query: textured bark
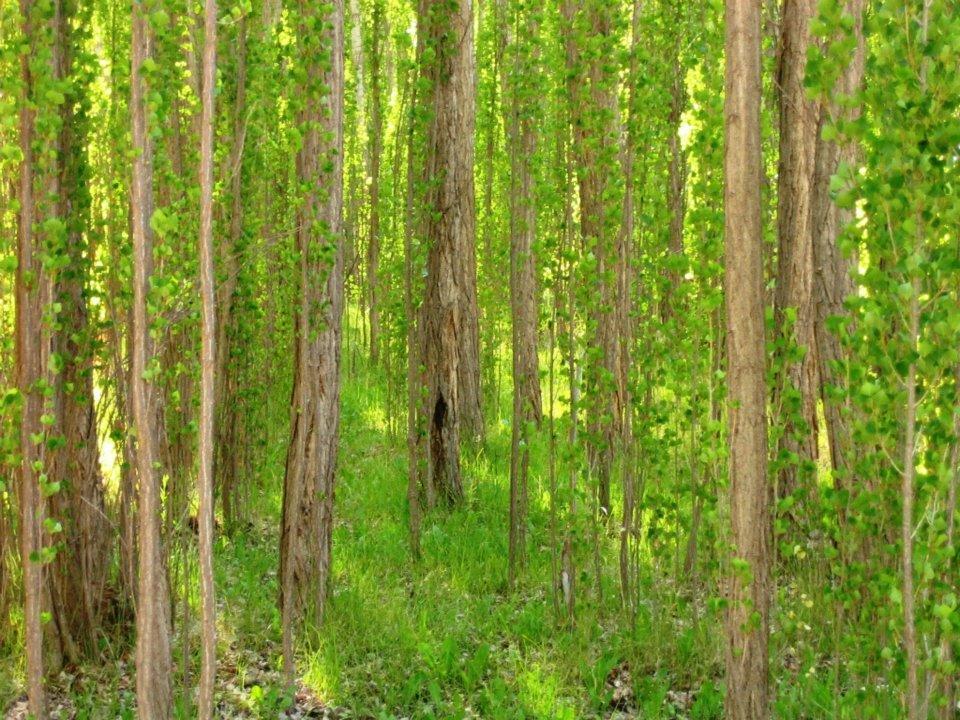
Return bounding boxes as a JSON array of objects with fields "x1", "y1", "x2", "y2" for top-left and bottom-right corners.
[
  {"x1": 774, "y1": 0, "x2": 819, "y2": 502},
  {"x1": 216, "y1": 16, "x2": 247, "y2": 531},
  {"x1": 723, "y1": 0, "x2": 770, "y2": 717},
  {"x1": 811, "y1": 0, "x2": 864, "y2": 483},
  {"x1": 131, "y1": 0, "x2": 173, "y2": 713},
  {"x1": 17, "y1": 2, "x2": 53, "y2": 712},
  {"x1": 114, "y1": 307, "x2": 138, "y2": 610},
  {"x1": 279, "y1": 0, "x2": 344, "y2": 684},
  {"x1": 34, "y1": 0, "x2": 111, "y2": 667},
  {"x1": 419, "y1": 0, "x2": 482, "y2": 502},
  {"x1": 506, "y1": 1, "x2": 541, "y2": 589},
  {"x1": 197, "y1": 0, "x2": 218, "y2": 713}
]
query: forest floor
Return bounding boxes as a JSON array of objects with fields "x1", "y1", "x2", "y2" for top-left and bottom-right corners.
[{"x1": 2, "y1": 363, "x2": 729, "y2": 719}]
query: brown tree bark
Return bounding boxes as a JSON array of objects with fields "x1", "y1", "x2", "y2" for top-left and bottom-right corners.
[
  {"x1": 17, "y1": 2, "x2": 54, "y2": 713},
  {"x1": 419, "y1": 0, "x2": 483, "y2": 502},
  {"x1": 619, "y1": 0, "x2": 641, "y2": 607},
  {"x1": 811, "y1": 0, "x2": 864, "y2": 483},
  {"x1": 403, "y1": 61, "x2": 424, "y2": 557},
  {"x1": 367, "y1": 0, "x2": 384, "y2": 365},
  {"x1": 0, "y1": 487, "x2": 9, "y2": 642},
  {"x1": 661, "y1": 3, "x2": 687, "y2": 321},
  {"x1": 197, "y1": 0, "x2": 218, "y2": 713},
  {"x1": 279, "y1": 0, "x2": 344, "y2": 686},
  {"x1": 131, "y1": 0, "x2": 173, "y2": 713},
  {"x1": 506, "y1": 0, "x2": 542, "y2": 590},
  {"x1": 901, "y1": 277, "x2": 920, "y2": 720},
  {"x1": 215, "y1": 15, "x2": 247, "y2": 532},
  {"x1": 561, "y1": 0, "x2": 624, "y2": 516},
  {"x1": 774, "y1": 0, "x2": 819, "y2": 503},
  {"x1": 40, "y1": 0, "x2": 111, "y2": 667},
  {"x1": 723, "y1": 0, "x2": 771, "y2": 717}
]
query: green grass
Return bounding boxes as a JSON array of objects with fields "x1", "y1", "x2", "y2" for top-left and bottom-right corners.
[
  {"x1": 291, "y1": 362, "x2": 725, "y2": 719},
  {"x1": 3, "y1": 355, "x2": 898, "y2": 718}
]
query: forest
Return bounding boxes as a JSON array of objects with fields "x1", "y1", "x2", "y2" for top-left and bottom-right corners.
[{"x1": 1, "y1": 0, "x2": 959, "y2": 717}]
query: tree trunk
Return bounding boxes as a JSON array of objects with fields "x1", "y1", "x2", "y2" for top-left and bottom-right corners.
[
  {"x1": 506, "y1": 0, "x2": 542, "y2": 590},
  {"x1": 901, "y1": 278, "x2": 920, "y2": 720},
  {"x1": 17, "y1": 2, "x2": 55, "y2": 712},
  {"x1": 131, "y1": 0, "x2": 173, "y2": 713},
  {"x1": 403, "y1": 61, "x2": 423, "y2": 557},
  {"x1": 43, "y1": 0, "x2": 110, "y2": 666},
  {"x1": 662, "y1": 5, "x2": 687, "y2": 321},
  {"x1": 419, "y1": 0, "x2": 483, "y2": 502},
  {"x1": 216, "y1": 15, "x2": 247, "y2": 531},
  {"x1": 367, "y1": 0, "x2": 384, "y2": 365},
  {"x1": 561, "y1": 0, "x2": 624, "y2": 516},
  {"x1": 723, "y1": 0, "x2": 771, "y2": 717},
  {"x1": 774, "y1": 0, "x2": 819, "y2": 504},
  {"x1": 279, "y1": 0, "x2": 344, "y2": 686},
  {"x1": 197, "y1": 0, "x2": 218, "y2": 712},
  {"x1": 811, "y1": 0, "x2": 864, "y2": 484}
]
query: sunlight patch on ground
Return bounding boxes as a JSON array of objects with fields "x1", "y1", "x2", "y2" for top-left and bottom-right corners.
[{"x1": 517, "y1": 661, "x2": 574, "y2": 719}]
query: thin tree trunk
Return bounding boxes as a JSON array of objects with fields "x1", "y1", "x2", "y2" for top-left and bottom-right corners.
[
  {"x1": 131, "y1": 0, "x2": 173, "y2": 712},
  {"x1": 367, "y1": 0, "x2": 384, "y2": 365},
  {"x1": 619, "y1": 0, "x2": 641, "y2": 608},
  {"x1": 402, "y1": 53, "x2": 423, "y2": 558},
  {"x1": 507, "y1": 0, "x2": 542, "y2": 590},
  {"x1": 561, "y1": 0, "x2": 623, "y2": 516},
  {"x1": 560, "y1": 133, "x2": 578, "y2": 622},
  {"x1": 216, "y1": 15, "x2": 247, "y2": 532},
  {"x1": 17, "y1": 1, "x2": 53, "y2": 712},
  {"x1": 662, "y1": 3, "x2": 687, "y2": 321},
  {"x1": 901, "y1": 277, "x2": 920, "y2": 720},
  {"x1": 279, "y1": 0, "x2": 344, "y2": 687},
  {"x1": 941, "y1": 362, "x2": 960, "y2": 719},
  {"x1": 197, "y1": 0, "x2": 218, "y2": 712},
  {"x1": 902, "y1": 6, "x2": 931, "y2": 715},
  {"x1": 723, "y1": 0, "x2": 770, "y2": 716}
]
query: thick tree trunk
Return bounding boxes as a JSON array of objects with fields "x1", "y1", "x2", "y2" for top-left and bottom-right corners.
[
  {"x1": 774, "y1": 0, "x2": 819, "y2": 503},
  {"x1": 507, "y1": 1, "x2": 542, "y2": 589},
  {"x1": 131, "y1": 0, "x2": 173, "y2": 714},
  {"x1": 197, "y1": 0, "x2": 218, "y2": 713},
  {"x1": 279, "y1": 0, "x2": 344, "y2": 685},
  {"x1": 42, "y1": 0, "x2": 110, "y2": 666},
  {"x1": 419, "y1": 0, "x2": 483, "y2": 502},
  {"x1": 811, "y1": 0, "x2": 864, "y2": 483},
  {"x1": 723, "y1": 0, "x2": 771, "y2": 717}
]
